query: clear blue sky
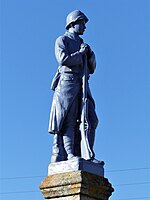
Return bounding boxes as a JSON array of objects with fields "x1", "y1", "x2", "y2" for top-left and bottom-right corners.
[{"x1": 0, "y1": 0, "x2": 149, "y2": 199}]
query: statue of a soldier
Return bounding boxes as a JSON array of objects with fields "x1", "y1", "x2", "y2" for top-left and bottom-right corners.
[{"x1": 48, "y1": 10, "x2": 102, "y2": 164}]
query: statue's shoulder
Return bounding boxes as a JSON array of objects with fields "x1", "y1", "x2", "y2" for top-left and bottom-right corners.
[{"x1": 56, "y1": 33, "x2": 70, "y2": 44}]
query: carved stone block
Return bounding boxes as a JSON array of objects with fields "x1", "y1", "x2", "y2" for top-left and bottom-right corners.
[{"x1": 40, "y1": 171, "x2": 114, "y2": 200}]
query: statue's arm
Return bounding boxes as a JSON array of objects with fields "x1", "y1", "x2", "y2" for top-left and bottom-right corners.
[
  {"x1": 88, "y1": 51, "x2": 96, "y2": 74},
  {"x1": 55, "y1": 36, "x2": 83, "y2": 66}
]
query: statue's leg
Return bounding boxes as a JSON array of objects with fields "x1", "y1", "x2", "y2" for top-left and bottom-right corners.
[
  {"x1": 88, "y1": 100, "x2": 98, "y2": 158},
  {"x1": 74, "y1": 126, "x2": 81, "y2": 157},
  {"x1": 51, "y1": 134, "x2": 67, "y2": 162},
  {"x1": 88, "y1": 100, "x2": 104, "y2": 164},
  {"x1": 62, "y1": 97, "x2": 79, "y2": 160}
]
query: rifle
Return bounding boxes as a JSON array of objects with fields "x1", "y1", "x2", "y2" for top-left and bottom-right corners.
[{"x1": 80, "y1": 54, "x2": 94, "y2": 160}]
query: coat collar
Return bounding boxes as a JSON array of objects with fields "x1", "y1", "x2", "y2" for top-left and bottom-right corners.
[{"x1": 65, "y1": 31, "x2": 81, "y2": 40}]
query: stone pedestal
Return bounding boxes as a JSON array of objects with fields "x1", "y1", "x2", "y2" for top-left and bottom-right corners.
[{"x1": 40, "y1": 170, "x2": 114, "y2": 200}]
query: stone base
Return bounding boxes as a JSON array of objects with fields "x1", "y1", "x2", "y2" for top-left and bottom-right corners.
[
  {"x1": 48, "y1": 158, "x2": 104, "y2": 177},
  {"x1": 40, "y1": 171, "x2": 114, "y2": 200}
]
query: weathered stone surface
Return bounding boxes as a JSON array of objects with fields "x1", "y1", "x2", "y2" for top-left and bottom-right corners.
[
  {"x1": 40, "y1": 171, "x2": 114, "y2": 200},
  {"x1": 48, "y1": 158, "x2": 104, "y2": 177}
]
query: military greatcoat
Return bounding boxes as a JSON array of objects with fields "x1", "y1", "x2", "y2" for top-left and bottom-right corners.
[{"x1": 48, "y1": 31, "x2": 96, "y2": 134}]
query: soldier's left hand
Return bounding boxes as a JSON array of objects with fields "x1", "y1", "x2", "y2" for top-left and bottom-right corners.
[{"x1": 84, "y1": 120, "x2": 91, "y2": 131}]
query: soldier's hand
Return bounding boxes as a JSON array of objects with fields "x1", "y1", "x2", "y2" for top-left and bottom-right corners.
[
  {"x1": 79, "y1": 43, "x2": 89, "y2": 55},
  {"x1": 84, "y1": 120, "x2": 91, "y2": 131}
]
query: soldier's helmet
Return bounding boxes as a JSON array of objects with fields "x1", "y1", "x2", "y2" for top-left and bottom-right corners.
[{"x1": 66, "y1": 10, "x2": 88, "y2": 30}]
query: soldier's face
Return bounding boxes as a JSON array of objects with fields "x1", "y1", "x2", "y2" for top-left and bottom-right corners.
[{"x1": 73, "y1": 20, "x2": 86, "y2": 35}]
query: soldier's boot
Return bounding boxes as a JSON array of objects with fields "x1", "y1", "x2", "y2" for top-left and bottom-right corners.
[
  {"x1": 63, "y1": 134, "x2": 75, "y2": 160},
  {"x1": 51, "y1": 134, "x2": 67, "y2": 163}
]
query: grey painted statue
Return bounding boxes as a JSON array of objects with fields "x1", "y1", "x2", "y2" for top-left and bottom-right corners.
[{"x1": 48, "y1": 10, "x2": 103, "y2": 164}]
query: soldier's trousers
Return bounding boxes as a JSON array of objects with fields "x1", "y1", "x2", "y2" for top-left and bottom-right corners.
[{"x1": 50, "y1": 94, "x2": 98, "y2": 163}]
